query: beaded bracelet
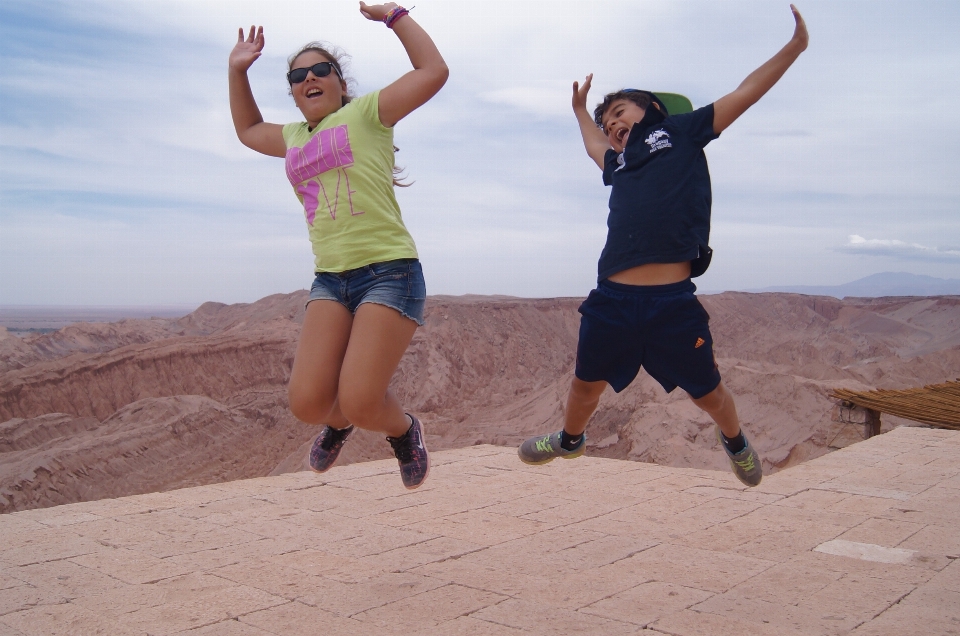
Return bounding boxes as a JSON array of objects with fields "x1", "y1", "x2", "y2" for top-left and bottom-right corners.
[{"x1": 383, "y1": 5, "x2": 411, "y2": 29}]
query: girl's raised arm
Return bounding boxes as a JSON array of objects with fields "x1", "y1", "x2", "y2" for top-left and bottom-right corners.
[
  {"x1": 228, "y1": 26, "x2": 287, "y2": 158},
  {"x1": 359, "y1": 3, "x2": 449, "y2": 128}
]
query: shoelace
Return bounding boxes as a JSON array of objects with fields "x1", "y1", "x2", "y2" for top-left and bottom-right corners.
[
  {"x1": 534, "y1": 436, "x2": 553, "y2": 453},
  {"x1": 321, "y1": 426, "x2": 352, "y2": 451},
  {"x1": 389, "y1": 434, "x2": 416, "y2": 462}
]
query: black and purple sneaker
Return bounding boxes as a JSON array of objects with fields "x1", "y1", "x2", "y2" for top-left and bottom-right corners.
[
  {"x1": 309, "y1": 425, "x2": 354, "y2": 473},
  {"x1": 387, "y1": 414, "x2": 430, "y2": 489}
]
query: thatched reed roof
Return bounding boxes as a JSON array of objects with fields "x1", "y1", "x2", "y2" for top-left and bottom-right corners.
[{"x1": 831, "y1": 379, "x2": 960, "y2": 431}]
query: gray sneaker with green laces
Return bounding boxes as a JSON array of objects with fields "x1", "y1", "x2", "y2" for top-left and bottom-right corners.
[
  {"x1": 717, "y1": 427, "x2": 763, "y2": 487},
  {"x1": 518, "y1": 431, "x2": 586, "y2": 465}
]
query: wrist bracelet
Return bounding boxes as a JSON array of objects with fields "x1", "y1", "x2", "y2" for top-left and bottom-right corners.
[{"x1": 383, "y1": 5, "x2": 411, "y2": 29}]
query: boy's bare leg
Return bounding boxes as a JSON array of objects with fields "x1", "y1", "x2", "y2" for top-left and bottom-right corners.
[
  {"x1": 689, "y1": 381, "x2": 740, "y2": 438},
  {"x1": 563, "y1": 378, "x2": 608, "y2": 436},
  {"x1": 518, "y1": 377, "x2": 606, "y2": 464},
  {"x1": 692, "y1": 380, "x2": 762, "y2": 486}
]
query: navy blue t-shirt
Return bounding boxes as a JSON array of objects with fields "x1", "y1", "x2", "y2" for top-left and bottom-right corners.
[{"x1": 598, "y1": 103, "x2": 719, "y2": 281}]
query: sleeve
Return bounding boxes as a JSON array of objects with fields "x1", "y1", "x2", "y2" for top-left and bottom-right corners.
[
  {"x1": 670, "y1": 103, "x2": 720, "y2": 148},
  {"x1": 281, "y1": 122, "x2": 299, "y2": 149},
  {"x1": 602, "y1": 149, "x2": 619, "y2": 186},
  {"x1": 347, "y1": 91, "x2": 389, "y2": 131}
]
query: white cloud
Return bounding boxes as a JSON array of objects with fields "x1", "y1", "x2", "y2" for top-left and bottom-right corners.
[{"x1": 836, "y1": 235, "x2": 960, "y2": 262}]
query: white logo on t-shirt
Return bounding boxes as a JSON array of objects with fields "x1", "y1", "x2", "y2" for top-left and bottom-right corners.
[
  {"x1": 614, "y1": 152, "x2": 626, "y2": 172},
  {"x1": 645, "y1": 129, "x2": 672, "y2": 153}
]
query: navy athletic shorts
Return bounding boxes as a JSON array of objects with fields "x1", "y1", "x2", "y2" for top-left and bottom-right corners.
[{"x1": 575, "y1": 278, "x2": 721, "y2": 399}]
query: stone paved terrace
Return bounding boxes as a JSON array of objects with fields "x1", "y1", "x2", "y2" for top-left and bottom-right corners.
[{"x1": 1, "y1": 427, "x2": 959, "y2": 635}]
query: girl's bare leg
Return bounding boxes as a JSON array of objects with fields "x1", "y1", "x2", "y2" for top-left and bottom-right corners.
[
  {"x1": 337, "y1": 303, "x2": 418, "y2": 438},
  {"x1": 288, "y1": 300, "x2": 353, "y2": 428}
]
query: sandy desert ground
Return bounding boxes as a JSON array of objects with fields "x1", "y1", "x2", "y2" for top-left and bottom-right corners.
[{"x1": 2, "y1": 292, "x2": 959, "y2": 514}]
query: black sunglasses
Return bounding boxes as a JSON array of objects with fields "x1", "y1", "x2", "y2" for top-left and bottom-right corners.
[{"x1": 287, "y1": 61, "x2": 343, "y2": 85}]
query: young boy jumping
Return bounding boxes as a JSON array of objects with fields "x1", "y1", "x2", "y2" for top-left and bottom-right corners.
[{"x1": 519, "y1": 5, "x2": 809, "y2": 486}]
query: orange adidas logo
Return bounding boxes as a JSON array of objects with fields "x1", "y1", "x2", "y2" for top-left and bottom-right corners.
[{"x1": 695, "y1": 337, "x2": 705, "y2": 348}]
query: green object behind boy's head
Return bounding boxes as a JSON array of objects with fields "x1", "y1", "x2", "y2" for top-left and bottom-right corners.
[
  {"x1": 593, "y1": 90, "x2": 693, "y2": 128},
  {"x1": 652, "y1": 93, "x2": 693, "y2": 116}
]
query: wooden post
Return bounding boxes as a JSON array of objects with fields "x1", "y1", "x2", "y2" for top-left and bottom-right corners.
[{"x1": 864, "y1": 409, "x2": 881, "y2": 439}]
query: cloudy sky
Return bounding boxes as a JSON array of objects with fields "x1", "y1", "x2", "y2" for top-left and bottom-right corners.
[{"x1": 1, "y1": 0, "x2": 959, "y2": 306}]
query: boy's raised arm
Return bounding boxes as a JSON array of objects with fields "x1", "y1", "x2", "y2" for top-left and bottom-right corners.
[
  {"x1": 573, "y1": 74, "x2": 610, "y2": 170},
  {"x1": 713, "y1": 4, "x2": 809, "y2": 135}
]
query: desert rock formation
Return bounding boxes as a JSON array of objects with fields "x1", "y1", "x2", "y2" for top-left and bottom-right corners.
[{"x1": 2, "y1": 292, "x2": 959, "y2": 513}]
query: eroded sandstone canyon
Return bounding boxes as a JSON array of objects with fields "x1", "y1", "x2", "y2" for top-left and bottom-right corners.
[{"x1": 3, "y1": 292, "x2": 959, "y2": 513}]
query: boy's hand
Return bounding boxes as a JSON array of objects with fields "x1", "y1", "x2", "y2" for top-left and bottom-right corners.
[
  {"x1": 229, "y1": 25, "x2": 264, "y2": 73},
  {"x1": 572, "y1": 73, "x2": 608, "y2": 169},
  {"x1": 572, "y1": 74, "x2": 594, "y2": 113},
  {"x1": 790, "y1": 4, "x2": 809, "y2": 51},
  {"x1": 359, "y1": 2, "x2": 398, "y2": 22}
]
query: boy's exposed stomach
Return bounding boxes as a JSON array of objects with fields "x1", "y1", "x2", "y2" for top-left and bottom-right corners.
[{"x1": 606, "y1": 261, "x2": 692, "y2": 286}]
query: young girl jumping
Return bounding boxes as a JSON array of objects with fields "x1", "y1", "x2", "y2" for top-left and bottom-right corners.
[{"x1": 228, "y1": 3, "x2": 447, "y2": 489}]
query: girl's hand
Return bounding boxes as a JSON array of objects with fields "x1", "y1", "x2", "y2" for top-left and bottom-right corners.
[
  {"x1": 790, "y1": 4, "x2": 809, "y2": 51},
  {"x1": 359, "y1": 2, "x2": 398, "y2": 22},
  {"x1": 229, "y1": 25, "x2": 264, "y2": 73},
  {"x1": 572, "y1": 74, "x2": 594, "y2": 113}
]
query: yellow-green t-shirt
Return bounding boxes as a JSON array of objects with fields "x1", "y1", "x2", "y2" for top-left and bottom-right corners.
[{"x1": 281, "y1": 91, "x2": 418, "y2": 273}]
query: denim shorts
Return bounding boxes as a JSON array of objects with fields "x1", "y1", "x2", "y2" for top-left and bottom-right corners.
[
  {"x1": 575, "y1": 278, "x2": 721, "y2": 399},
  {"x1": 307, "y1": 259, "x2": 426, "y2": 326}
]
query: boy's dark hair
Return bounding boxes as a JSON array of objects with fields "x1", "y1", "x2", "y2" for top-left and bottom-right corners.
[{"x1": 593, "y1": 90, "x2": 655, "y2": 128}]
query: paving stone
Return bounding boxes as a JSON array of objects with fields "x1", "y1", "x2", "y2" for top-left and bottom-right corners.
[
  {"x1": 774, "y1": 488, "x2": 850, "y2": 510},
  {"x1": 849, "y1": 606, "x2": 960, "y2": 635},
  {"x1": 10, "y1": 560, "x2": 126, "y2": 601},
  {"x1": 825, "y1": 493, "x2": 897, "y2": 516},
  {"x1": 600, "y1": 543, "x2": 776, "y2": 593},
  {"x1": 473, "y1": 597, "x2": 640, "y2": 635},
  {"x1": 410, "y1": 615, "x2": 526, "y2": 635},
  {"x1": 788, "y1": 550, "x2": 936, "y2": 586},
  {"x1": 1, "y1": 434, "x2": 957, "y2": 635},
  {"x1": 648, "y1": 608, "x2": 795, "y2": 636},
  {"x1": 931, "y1": 560, "x2": 960, "y2": 593},
  {"x1": 271, "y1": 549, "x2": 386, "y2": 584},
  {"x1": 187, "y1": 617, "x2": 276, "y2": 635},
  {"x1": 670, "y1": 496, "x2": 763, "y2": 529},
  {"x1": 0, "y1": 601, "x2": 144, "y2": 635},
  {"x1": 0, "y1": 570, "x2": 22, "y2": 593},
  {"x1": 797, "y1": 574, "x2": 918, "y2": 625},
  {"x1": 691, "y1": 593, "x2": 861, "y2": 635},
  {"x1": 212, "y1": 560, "x2": 327, "y2": 603},
  {"x1": 684, "y1": 485, "x2": 783, "y2": 504},
  {"x1": 70, "y1": 547, "x2": 194, "y2": 585},
  {"x1": 354, "y1": 583, "x2": 507, "y2": 633},
  {"x1": 358, "y1": 536, "x2": 486, "y2": 573},
  {"x1": 296, "y1": 570, "x2": 446, "y2": 617},
  {"x1": 718, "y1": 561, "x2": 843, "y2": 605},
  {"x1": 238, "y1": 600, "x2": 370, "y2": 635},
  {"x1": 0, "y1": 528, "x2": 102, "y2": 567},
  {"x1": 114, "y1": 573, "x2": 287, "y2": 635},
  {"x1": 408, "y1": 509, "x2": 547, "y2": 546},
  {"x1": 0, "y1": 584, "x2": 68, "y2": 618},
  {"x1": 579, "y1": 581, "x2": 714, "y2": 627},
  {"x1": 734, "y1": 526, "x2": 847, "y2": 563},
  {"x1": 836, "y1": 517, "x2": 926, "y2": 547}
]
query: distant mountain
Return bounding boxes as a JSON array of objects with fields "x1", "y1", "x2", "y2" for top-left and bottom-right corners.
[{"x1": 747, "y1": 272, "x2": 960, "y2": 298}]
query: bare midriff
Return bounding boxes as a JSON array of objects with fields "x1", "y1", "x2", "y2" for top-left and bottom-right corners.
[{"x1": 606, "y1": 261, "x2": 692, "y2": 286}]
